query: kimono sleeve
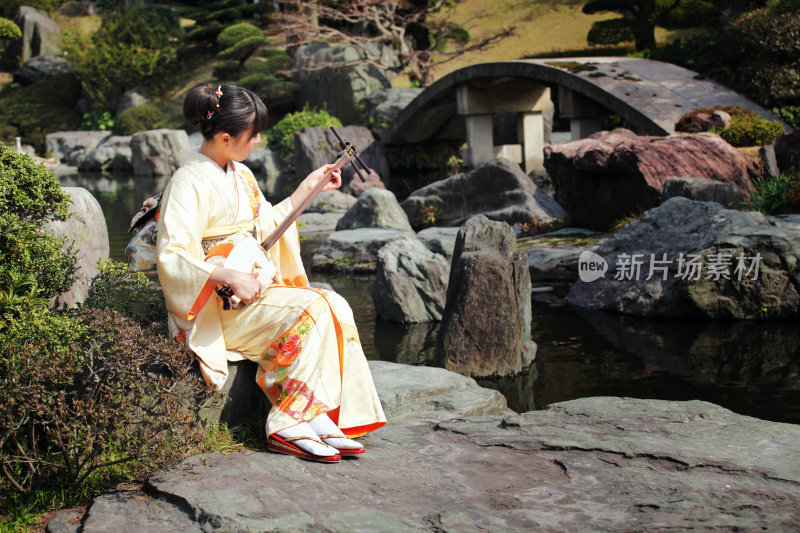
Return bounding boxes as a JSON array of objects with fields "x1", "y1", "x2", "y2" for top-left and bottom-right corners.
[{"x1": 156, "y1": 169, "x2": 217, "y2": 320}]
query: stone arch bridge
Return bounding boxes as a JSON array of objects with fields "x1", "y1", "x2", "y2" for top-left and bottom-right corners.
[{"x1": 382, "y1": 57, "x2": 784, "y2": 172}]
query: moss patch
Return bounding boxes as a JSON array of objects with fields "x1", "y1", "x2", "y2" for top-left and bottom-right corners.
[{"x1": 545, "y1": 61, "x2": 599, "y2": 74}]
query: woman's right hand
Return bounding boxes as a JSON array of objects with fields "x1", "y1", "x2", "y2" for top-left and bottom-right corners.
[{"x1": 210, "y1": 267, "x2": 261, "y2": 304}]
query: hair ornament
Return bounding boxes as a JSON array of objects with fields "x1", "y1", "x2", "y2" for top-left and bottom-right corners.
[
  {"x1": 206, "y1": 110, "x2": 214, "y2": 120},
  {"x1": 215, "y1": 85, "x2": 223, "y2": 108}
]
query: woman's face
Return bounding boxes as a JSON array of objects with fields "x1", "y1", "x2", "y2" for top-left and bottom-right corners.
[{"x1": 228, "y1": 128, "x2": 261, "y2": 162}]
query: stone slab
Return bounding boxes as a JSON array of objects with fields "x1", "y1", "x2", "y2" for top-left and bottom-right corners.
[{"x1": 72, "y1": 397, "x2": 800, "y2": 532}]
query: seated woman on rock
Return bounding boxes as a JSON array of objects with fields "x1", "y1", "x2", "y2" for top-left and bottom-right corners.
[{"x1": 156, "y1": 82, "x2": 386, "y2": 462}]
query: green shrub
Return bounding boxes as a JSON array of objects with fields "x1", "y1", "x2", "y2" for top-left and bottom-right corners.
[
  {"x1": 0, "y1": 142, "x2": 77, "y2": 300},
  {"x1": 748, "y1": 172, "x2": 799, "y2": 215},
  {"x1": 0, "y1": 17, "x2": 21, "y2": 39},
  {"x1": 267, "y1": 108, "x2": 342, "y2": 154},
  {"x1": 80, "y1": 110, "x2": 115, "y2": 131},
  {"x1": 772, "y1": 105, "x2": 800, "y2": 129},
  {"x1": 0, "y1": 74, "x2": 82, "y2": 150},
  {"x1": 0, "y1": 306, "x2": 213, "y2": 499},
  {"x1": 719, "y1": 113, "x2": 785, "y2": 147},
  {"x1": 217, "y1": 22, "x2": 267, "y2": 65},
  {"x1": 84, "y1": 259, "x2": 166, "y2": 328},
  {"x1": 114, "y1": 104, "x2": 166, "y2": 136},
  {"x1": 62, "y1": 5, "x2": 182, "y2": 112},
  {"x1": 178, "y1": 0, "x2": 271, "y2": 45}
]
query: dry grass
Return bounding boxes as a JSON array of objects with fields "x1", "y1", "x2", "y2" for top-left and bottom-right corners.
[{"x1": 428, "y1": 0, "x2": 694, "y2": 82}]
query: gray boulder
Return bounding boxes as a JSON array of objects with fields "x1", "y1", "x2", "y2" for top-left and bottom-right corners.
[
  {"x1": 2, "y1": 6, "x2": 61, "y2": 70},
  {"x1": 46, "y1": 187, "x2": 109, "y2": 308},
  {"x1": 437, "y1": 215, "x2": 537, "y2": 377},
  {"x1": 55, "y1": 396, "x2": 800, "y2": 532},
  {"x1": 519, "y1": 227, "x2": 609, "y2": 282},
  {"x1": 335, "y1": 188, "x2": 412, "y2": 231},
  {"x1": 294, "y1": 125, "x2": 390, "y2": 188},
  {"x1": 80, "y1": 135, "x2": 133, "y2": 172},
  {"x1": 243, "y1": 147, "x2": 289, "y2": 197},
  {"x1": 401, "y1": 158, "x2": 566, "y2": 231},
  {"x1": 116, "y1": 88, "x2": 150, "y2": 115},
  {"x1": 13, "y1": 53, "x2": 71, "y2": 85},
  {"x1": 293, "y1": 42, "x2": 391, "y2": 125},
  {"x1": 311, "y1": 228, "x2": 414, "y2": 273},
  {"x1": 297, "y1": 212, "x2": 342, "y2": 238},
  {"x1": 566, "y1": 196, "x2": 800, "y2": 319},
  {"x1": 305, "y1": 189, "x2": 356, "y2": 214},
  {"x1": 370, "y1": 360, "x2": 512, "y2": 421},
  {"x1": 372, "y1": 237, "x2": 450, "y2": 323},
  {"x1": 45, "y1": 131, "x2": 112, "y2": 168},
  {"x1": 417, "y1": 226, "x2": 460, "y2": 263},
  {"x1": 663, "y1": 176, "x2": 747, "y2": 209},
  {"x1": 131, "y1": 129, "x2": 190, "y2": 176},
  {"x1": 360, "y1": 88, "x2": 424, "y2": 140}
]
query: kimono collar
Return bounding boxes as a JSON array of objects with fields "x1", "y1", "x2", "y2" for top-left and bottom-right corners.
[{"x1": 180, "y1": 148, "x2": 242, "y2": 178}]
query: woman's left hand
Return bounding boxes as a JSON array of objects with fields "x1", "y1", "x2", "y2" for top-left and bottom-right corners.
[{"x1": 290, "y1": 164, "x2": 342, "y2": 207}]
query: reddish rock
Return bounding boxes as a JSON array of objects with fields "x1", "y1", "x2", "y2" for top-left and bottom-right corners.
[
  {"x1": 543, "y1": 129, "x2": 761, "y2": 230},
  {"x1": 347, "y1": 167, "x2": 385, "y2": 196}
]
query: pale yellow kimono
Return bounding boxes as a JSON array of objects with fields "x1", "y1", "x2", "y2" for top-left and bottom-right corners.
[{"x1": 156, "y1": 150, "x2": 386, "y2": 437}]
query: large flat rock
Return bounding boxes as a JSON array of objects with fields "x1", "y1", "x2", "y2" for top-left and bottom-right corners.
[{"x1": 62, "y1": 396, "x2": 800, "y2": 531}]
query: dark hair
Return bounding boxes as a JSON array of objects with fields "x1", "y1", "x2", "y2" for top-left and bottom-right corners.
[{"x1": 183, "y1": 83, "x2": 268, "y2": 140}]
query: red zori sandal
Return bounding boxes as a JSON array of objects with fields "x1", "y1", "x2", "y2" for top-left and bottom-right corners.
[
  {"x1": 267, "y1": 434, "x2": 341, "y2": 463},
  {"x1": 317, "y1": 434, "x2": 365, "y2": 455}
]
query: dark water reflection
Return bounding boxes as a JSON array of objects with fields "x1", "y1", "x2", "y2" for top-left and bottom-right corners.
[{"x1": 64, "y1": 172, "x2": 800, "y2": 424}]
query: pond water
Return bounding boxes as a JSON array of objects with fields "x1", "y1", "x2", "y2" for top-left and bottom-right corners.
[{"x1": 61, "y1": 171, "x2": 800, "y2": 425}]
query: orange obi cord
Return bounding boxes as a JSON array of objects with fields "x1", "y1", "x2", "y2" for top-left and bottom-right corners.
[{"x1": 186, "y1": 243, "x2": 235, "y2": 320}]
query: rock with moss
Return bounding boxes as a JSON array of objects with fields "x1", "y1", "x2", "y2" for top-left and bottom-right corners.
[
  {"x1": 12, "y1": 53, "x2": 70, "y2": 85},
  {"x1": 335, "y1": 188, "x2": 411, "y2": 232},
  {"x1": 566, "y1": 196, "x2": 800, "y2": 319},
  {"x1": 293, "y1": 42, "x2": 391, "y2": 125},
  {"x1": 360, "y1": 88, "x2": 424, "y2": 140},
  {"x1": 401, "y1": 158, "x2": 565, "y2": 231},
  {"x1": 311, "y1": 228, "x2": 415, "y2": 273},
  {"x1": 437, "y1": 215, "x2": 536, "y2": 378},
  {"x1": 518, "y1": 227, "x2": 609, "y2": 282},
  {"x1": 305, "y1": 189, "x2": 356, "y2": 214},
  {"x1": 2, "y1": 6, "x2": 61, "y2": 70}
]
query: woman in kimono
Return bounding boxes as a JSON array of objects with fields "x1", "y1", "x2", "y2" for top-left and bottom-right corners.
[{"x1": 156, "y1": 82, "x2": 386, "y2": 463}]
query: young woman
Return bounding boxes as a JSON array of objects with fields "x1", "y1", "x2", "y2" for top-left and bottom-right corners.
[{"x1": 156, "y1": 83, "x2": 386, "y2": 463}]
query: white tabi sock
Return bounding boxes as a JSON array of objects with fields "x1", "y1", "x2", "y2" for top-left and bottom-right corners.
[
  {"x1": 274, "y1": 422, "x2": 339, "y2": 457},
  {"x1": 308, "y1": 413, "x2": 364, "y2": 451}
]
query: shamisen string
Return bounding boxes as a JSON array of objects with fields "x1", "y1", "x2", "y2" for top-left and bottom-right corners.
[{"x1": 261, "y1": 130, "x2": 365, "y2": 252}]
